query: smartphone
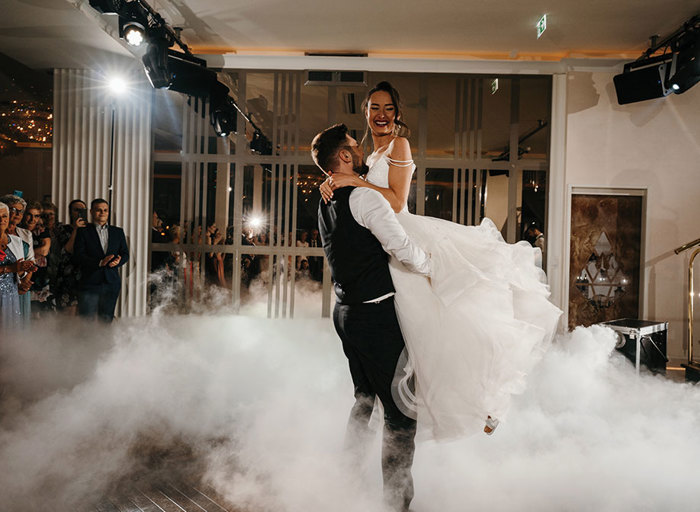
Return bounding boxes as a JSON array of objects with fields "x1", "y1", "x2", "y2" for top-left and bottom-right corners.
[{"x1": 78, "y1": 208, "x2": 88, "y2": 222}]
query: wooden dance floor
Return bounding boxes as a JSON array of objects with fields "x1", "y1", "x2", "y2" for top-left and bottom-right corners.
[
  {"x1": 95, "y1": 483, "x2": 236, "y2": 512},
  {"x1": 91, "y1": 440, "x2": 239, "y2": 512}
]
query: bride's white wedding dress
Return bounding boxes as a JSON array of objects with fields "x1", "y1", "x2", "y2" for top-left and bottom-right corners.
[{"x1": 365, "y1": 147, "x2": 562, "y2": 441}]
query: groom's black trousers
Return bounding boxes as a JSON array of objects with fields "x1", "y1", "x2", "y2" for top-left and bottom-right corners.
[{"x1": 333, "y1": 297, "x2": 416, "y2": 511}]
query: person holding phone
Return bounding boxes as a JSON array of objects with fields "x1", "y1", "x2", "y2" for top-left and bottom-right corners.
[{"x1": 53, "y1": 199, "x2": 87, "y2": 313}]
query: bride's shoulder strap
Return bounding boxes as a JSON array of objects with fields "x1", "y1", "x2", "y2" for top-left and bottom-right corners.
[
  {"x1": 386, "y1": 137, "x2": 414, "y2": 168},
  {"x1": 386, "y1": 157, "x2": 414, "y2": 168}
]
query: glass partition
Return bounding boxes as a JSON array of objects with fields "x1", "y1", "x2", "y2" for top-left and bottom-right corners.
[{"x1": 150, "y1": 72, "x2": 552, "y2": 317}]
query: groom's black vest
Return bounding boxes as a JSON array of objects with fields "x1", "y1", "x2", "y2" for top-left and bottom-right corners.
[{"x1": 318, "y1": 187, "x2": 395, "y2": 304}]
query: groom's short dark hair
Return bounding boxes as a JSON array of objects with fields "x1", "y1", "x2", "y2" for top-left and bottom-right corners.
[{"x1": 311, "y1": 123, "x2": 348, "y2": 174}]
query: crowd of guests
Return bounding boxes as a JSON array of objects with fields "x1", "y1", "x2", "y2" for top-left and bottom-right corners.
[
  {"x1": 150, "y1": 216, "x2": 324, "y2": 299},
  {"x1": 0, "y1": 194, "x2": 324, "y2": 328},
  {"x1": 0, "y1": 194, "x2": 129, "y2": 331}
]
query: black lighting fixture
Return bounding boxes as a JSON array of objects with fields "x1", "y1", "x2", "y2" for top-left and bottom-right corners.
[
  {"x1": 88, "y1": 0, "x2": 125, "y2": 15},
  {"x1": 667, "y1": 35, "x2": 700, "y2": 93},
  {"x1": 250, "y1": 130, "x2": 273, "y2": 155},
  {"x1": 210, "y1": 103, "x2": 237, "y2": 137},
  {"x1": 141, "y1": 39, "x2": 171, "y2": 88},
  {"x1": 120, "y1": 19, "x2": 146, "y2": 47},
  {"x1": 116, "y1": 0, "x2": 150, "y2": 47},
  {"x1": 614, "y1": 15, "x2": 700, "y2": 105},
  {"x1": 89, "y1": 0, "x2": 271, "y2": 143},
  {"x1": 164, "y1": 52, "x2": 217, "y2": 98},
  {"x1": 210, "y1": 82, "x2": 238, "y2": 137}
]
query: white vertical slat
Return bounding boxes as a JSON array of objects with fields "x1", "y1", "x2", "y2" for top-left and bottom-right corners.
[
  {"x1": 52, "y1": 70, "x2": 63, "y2": 216},
  {"x1": 52, "y1": 68, "x2": 152, "y2": 317}
]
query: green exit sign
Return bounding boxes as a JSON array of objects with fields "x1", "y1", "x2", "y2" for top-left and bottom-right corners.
[{"x1": 537, "y1": 14, "x2": 547, "y2": 38}]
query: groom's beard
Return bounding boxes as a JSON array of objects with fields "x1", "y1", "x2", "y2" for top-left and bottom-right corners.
[{"x1": 352, "y1": 153, "x2": 369, "y2": 176}]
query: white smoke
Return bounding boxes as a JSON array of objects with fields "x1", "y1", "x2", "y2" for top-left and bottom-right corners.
[{"x1": 1, "y1": 302, "x2": 699, "y2": 511}]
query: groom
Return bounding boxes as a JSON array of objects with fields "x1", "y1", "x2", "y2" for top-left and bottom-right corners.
[{"x1": 312, "y1": 124, "x2": 431, "y2": 512}]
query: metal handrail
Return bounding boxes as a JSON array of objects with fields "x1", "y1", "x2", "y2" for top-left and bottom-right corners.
[
  {"x1": 687, "y1": 249, "x2": 700, "y2": 364},
  {"x1": 674, "y1": 237, "x2": 700, "y2": 254},
  {"x1": 676, "y1": 238, "x2": 700, "y2": 365}
]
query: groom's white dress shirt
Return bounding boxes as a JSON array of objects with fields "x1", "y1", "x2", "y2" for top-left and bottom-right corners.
[{"x1": 348, "y1": 188, "x2": 431, "y2": 303}]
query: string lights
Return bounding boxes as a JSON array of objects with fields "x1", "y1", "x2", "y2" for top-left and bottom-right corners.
[{"x1": 0, "y1": 100, "x2": 53, "y2": 154}]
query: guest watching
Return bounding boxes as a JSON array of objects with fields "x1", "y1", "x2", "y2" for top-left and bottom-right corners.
[
  {"x1": 0, "y1": 202, "x2": 36, "y2": 331},
  {"x1": 54, "y1": 199, "x2": 87, "y2": 313},
  {"x1": 525, "y1": 221, "x2": 546, "y2": 265},
  {"x1": 22, "y1": 201, "x2": 50, "y2": 260},
  {"x1": 41, "y1": 201, "x2": 58, "y2": 235},
  {"x1": 1, "y1": 194, "x2": 34, "y2": 323},
  {"x1": 35, "y1": 200, "x2": 58, "y2": 310},
  {"x1": 72, "y1": 198, "x2": 129, "y2": 322},
  {"x1": 21, "y1": 200, "x2": 53, "y2": 314}
]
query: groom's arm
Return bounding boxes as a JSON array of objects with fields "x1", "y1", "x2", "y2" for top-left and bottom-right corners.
[{"x1": 349, "y1": 188, "x2": 431, "y2": 275}]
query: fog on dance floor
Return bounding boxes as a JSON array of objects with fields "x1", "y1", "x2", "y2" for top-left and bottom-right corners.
[{"x1": 1, "y1": 283, "x2": 699, "y2": 511}]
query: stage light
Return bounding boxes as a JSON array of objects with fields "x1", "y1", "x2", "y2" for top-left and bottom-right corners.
[
  {"x1": 107, "y1": 76, "x2": 128, "y2": 95},
  {"x1": 211, "y1": 105, "x2": 237, "y2": 137},
  {"x1": 666, "y1": 37, "x2": 700, "y2": 94},
  {"x1": 210, "y1": 84, "x2": 238, "y2": 137},
  {"x1": 142, "y1": 42, "x2": 172, "y2": 89},
  {"x1": 250, "y1": 130, "x2": 272, "y2": 155},
  {"x1": 614, "y1": 15, "x2": 699, "y2": 105},
  {"x1": 249, "y1": 216, "x2": 263, "y2": 229},
  {"x1": 167, "y1": 53, "x2": 217, "y2": 98},
  {"x1": 122, "y1": 20, "x2": 145, "y2": 47}
]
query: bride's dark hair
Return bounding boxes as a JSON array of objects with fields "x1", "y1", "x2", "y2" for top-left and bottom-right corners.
[{"x1": 361, "y1": 81, "x2": 410, "y2": 145}]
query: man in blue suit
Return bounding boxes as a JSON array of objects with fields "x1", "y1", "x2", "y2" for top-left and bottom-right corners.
[{"x1": 72, "y1": 198, "x2": 129, "y2": 322}]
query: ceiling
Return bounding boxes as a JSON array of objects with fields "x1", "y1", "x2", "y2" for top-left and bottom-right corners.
[{"x1": 2, "y1": 0, "x2": 699, "y2": 70}]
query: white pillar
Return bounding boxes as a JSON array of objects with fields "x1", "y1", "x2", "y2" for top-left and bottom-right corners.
[
  {"x1": 547, "y1": 73, "x2": 569, "y2": 324},
  {"x1": 52, "y1": 68, "x2": 152, "y2": 317}
]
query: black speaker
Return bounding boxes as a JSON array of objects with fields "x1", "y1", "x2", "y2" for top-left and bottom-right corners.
[{"x1": 613, "y1": 64, "x2": 667, "y2": 105}]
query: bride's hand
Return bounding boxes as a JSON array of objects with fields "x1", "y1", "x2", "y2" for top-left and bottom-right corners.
[
  {"x1": 328, "y1": 173, "x2": 363, "y2": 189},
  {"x1": 319, "y1": 174, "x2": 365, "y2": 203},
  {"x1": 319, "y1": 178, "x2": 334, "y2": 203}
]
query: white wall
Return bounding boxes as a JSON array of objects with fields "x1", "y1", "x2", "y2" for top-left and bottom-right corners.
[{"x1": 562, "y1": 71, "x2": 700, "y2": 359}]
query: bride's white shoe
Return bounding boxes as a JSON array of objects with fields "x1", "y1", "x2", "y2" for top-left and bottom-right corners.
[{"x1": 484, "y1": 416, "x2": 499, "y2": 435}]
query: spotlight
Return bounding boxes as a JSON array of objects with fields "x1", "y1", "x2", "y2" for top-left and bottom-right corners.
[
  {"x1": 666, "y1": 37, "x2": 700, "y2": 94},
  {"x1": 614, "y1": 15, "x2": 699, "y2": 105},
  {"x1": 121, "y1": 20, "x2": 145, "y2": 47},
  {"x1": 167, "y1": 53, "x2": 217, "y2": 98},
  {"x1": 248, "y1": 216, "x2": 263, "y2": 230},
  {"x1": 107, "y1": 76, "x2": 128, "y2": 95},
  {"x1": 250, "y1": 130, "x2": 272, "y2": 155},
  {"x1": 142, "y1": 41, "x2": 172, "y2": 89},
  {"x1": 211, "y1": 104, "x2": 237, "y2": 137},
  {"x1": 210, "y1": 83, "x2": 238, "y2": 137}
]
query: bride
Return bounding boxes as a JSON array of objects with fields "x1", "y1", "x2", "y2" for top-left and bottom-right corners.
[{"x1": 320, "y1": 81, "x2": 562, "y2": 440}]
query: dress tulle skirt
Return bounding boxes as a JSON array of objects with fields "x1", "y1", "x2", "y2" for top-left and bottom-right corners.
[{"x1": 390, "y1": 213, "x2": 561, "y2": 441}]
